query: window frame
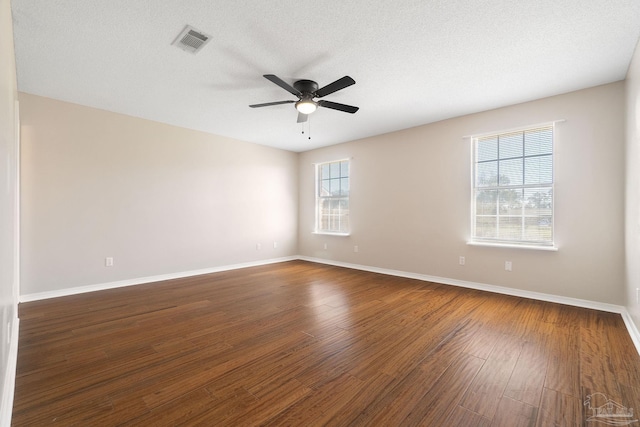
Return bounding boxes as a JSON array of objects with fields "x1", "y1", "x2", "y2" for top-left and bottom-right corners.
[
  {"x1": 314, "y1": 159, "x2": 351, "y2": 236},
  {"x1": 469, "y1": 123, "x2": 557, "y2": 250}
]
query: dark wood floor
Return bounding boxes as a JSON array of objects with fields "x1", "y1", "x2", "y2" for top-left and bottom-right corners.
[{"x1": 12, "y1": 260, "x2": 640, "y2": 426}]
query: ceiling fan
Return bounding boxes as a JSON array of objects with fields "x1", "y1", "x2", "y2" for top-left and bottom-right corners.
[{"x1": 249, "y1": 74, "x2": 359, "y2": 123}]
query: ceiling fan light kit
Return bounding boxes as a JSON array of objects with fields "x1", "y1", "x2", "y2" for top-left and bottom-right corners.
[
  {"x1": 295, "y1": 98, "x2": 317, "y2": 114},
  {"x1": 250, "y1": 74, "x2": 359, "y2": 122}
]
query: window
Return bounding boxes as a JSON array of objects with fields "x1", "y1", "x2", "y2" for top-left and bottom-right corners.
[
  {"x1": 315, "y1": 159, "x2": 350, "y2": 234},
  {"x1": 471, "y1": 125, "x2": 554, "y2": 247}
]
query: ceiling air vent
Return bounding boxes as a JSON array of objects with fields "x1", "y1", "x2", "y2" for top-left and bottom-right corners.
[{"x1": 172, "y1": 25, "x2": 211, "y2": 54}]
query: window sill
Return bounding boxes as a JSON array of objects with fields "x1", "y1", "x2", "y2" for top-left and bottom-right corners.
[
  {"x1": 313, "y1": 231, "x2": 351, "y2": 237},
  {"x1": 467, "y1": 241, "x2": 558, "y2": 251}
]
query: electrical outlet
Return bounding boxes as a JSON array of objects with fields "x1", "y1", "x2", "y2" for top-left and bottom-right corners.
[
  {"x1": 505, "y1": 261, "x2": 512, "y2": 272},
  {"x1": 256, "y1": 243, "x2": 261, "y2": 250},
  {"x1": 273, "y1": 241, "x2": 278, "y2": 249},
  {"x1": 354, "y1": 245, "x2": 359, "y2": 253},
  {"x1": 105, "y1": 257, "x2": 114, "y2": 267},
  {"x1": 459, "y1": 256, "x2": 465, "y2": 266}
]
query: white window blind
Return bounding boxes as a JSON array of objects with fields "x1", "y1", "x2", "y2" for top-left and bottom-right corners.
[
  {"x1": 472, "y1": 125, "x2": 554, "y2": 247},
  {"x1": 316, "y1": 160, "x2": 350, "y2": 234}
]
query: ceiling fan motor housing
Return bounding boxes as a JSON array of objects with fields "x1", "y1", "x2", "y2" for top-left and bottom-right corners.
[{"x1": 293, "y1": 80, "x2": 319, "y2": 96}]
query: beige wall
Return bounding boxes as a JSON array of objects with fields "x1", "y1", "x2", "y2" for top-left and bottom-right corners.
[
  {"x1": 299, "y1": 82, "x2": 626, "y2": 305},
  {"x1": 18, "y1": 71, "x2": 630, "y2": 307},
  {"x1": 19, "y1": 93, "x2": 299, "y2": 296},
  {"x1": 626, "y1": 40, "x2": 640, "y2": 328},
  {"x1": 0, "y1": 0, "x2": 19, "y2": 416}
]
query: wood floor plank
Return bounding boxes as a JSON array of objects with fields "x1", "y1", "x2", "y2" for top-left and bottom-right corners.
[
  {"x1": 141, "y1": 329, "x2": 313, "y2": 410},
  {"x1": 544, "y1": 327, "x2": 581, "y2": 398},
  {"x1": 616, "y1": 384, "x2": 640, "y2": 426},
  {"x1": 503, "y1": 340, "x2": 548, "y2": 406},
  {"x1": 535, "y1": 387, "x2": 582, "y2": 427},
  {"x1": 176, "y1": 386, "x2": 259, "y2": 425},
  {"x1": 118, "y1": 388, "x2": 215, "y2": 427},
  {"x1": 460, "y1": 334, "x2": 524, "y2": 419},
  {"x1": 491, "y1": 396, "x2": 538, "y2": 427},
  {"x1": 463, "y1": 326, "x2": 501, "y2": 360},
  {"x1": 316, "y1": 372, "x2": 398, "y2": 426},
  {"x1": 12, "y1": 260, "x2": 640, "y2": 426},
  {"x1": 358, "y1": 329, "x2": 482, "y2": 426},
  {"x1": 580, "y1": 385, "x2": 640, "y2": 427},
  {"x1": 327, "y1": 322, "x2": 476, "y2": 424},
  {"x1": 404, "y1": 352, "x2": 485, "y2": 426},
  {"x1": 580, "y1": 352, "x2": 620, "y2": 397},
  {"x1": 443, "y1": 405, "x2": 492, "y2": 427},
  {"x1": 603, "y1": 315, "x2": 640, "y2": 388},
  {"x1": 262, "y1": 373, "x2": 363, "y2": 426},
  {"x1": 215, "y1": 378, "x2": 312, "y2": 426}
]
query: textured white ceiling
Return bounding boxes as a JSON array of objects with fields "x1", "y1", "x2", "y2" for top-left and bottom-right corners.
[{"x1": 11, "y1": 0, "x2": 640, "y2": 152}]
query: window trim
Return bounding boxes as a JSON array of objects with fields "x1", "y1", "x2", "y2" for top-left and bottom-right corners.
[
  {"x1": 466, "y1": 241, "x2": 558, "y2": 251},
  {"x1": 314, "y1": 158, "x2": 351, "y2": 235},
  {"x1": 312, "y1": 231, "x2": 351, "y2": 237},
  {"x1": 468, "y1": 122, "x2": 559, "y2": 250}
]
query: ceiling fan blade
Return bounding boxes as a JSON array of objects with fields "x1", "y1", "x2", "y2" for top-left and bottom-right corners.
[
  {"x1": 318, "y1": 100, "x2": 359, "y2": 114},
  {"x1": 249, "y1": 100, "x2": 295, "y2": 108},
  {"x1": 297, "y1": 112, "x2": 308, "y2": 123},
  {"x1": 315, "y1": 76, "x2": 355, "y2": 98},
  {"x1": 263, "y1": 74, "x2": 302, "y2": 96}
]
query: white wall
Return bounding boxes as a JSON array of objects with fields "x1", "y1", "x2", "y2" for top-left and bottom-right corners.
[
  {"x1": 299, "y1": 83, "x2": 626, "y2": 305},
  {"x1": 0, "y1": 0, "x2": 19, "y2": 419},
  {"x1": 626, "y1": 39, "x2": 640, "y2": 330},
  {"x1": 19, "y1": 93, "x2": 299, "y2": 296}
]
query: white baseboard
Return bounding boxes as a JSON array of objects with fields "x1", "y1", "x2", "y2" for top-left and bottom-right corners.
[
  {"x1": 298, "y1": 256, "x2": 625, "y2": 312},
  {"x1": 621, "y1": 310, "x2": 640, "y2": 357},
  {"x1": 1, "y1": 318, "x2": 19, "y2": 426},
  {"x1": 19, "y1": 256, "x2": 298, "y2": 303},
  {"x1": 17, "y1": 255, "x2": 640, "y2": 357},
  {"x1": 298, "y1": 256, "x2": 640, "y2": 356}
]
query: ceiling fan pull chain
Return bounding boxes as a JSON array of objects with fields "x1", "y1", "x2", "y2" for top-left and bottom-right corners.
[{"x1": 308, "y1": 117, "x2": 311, "y2": 140}]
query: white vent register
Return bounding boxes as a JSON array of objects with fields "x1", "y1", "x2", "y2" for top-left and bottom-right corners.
[{"x1": 172, "y1": 25, "x2": 211, "y2": 54}]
